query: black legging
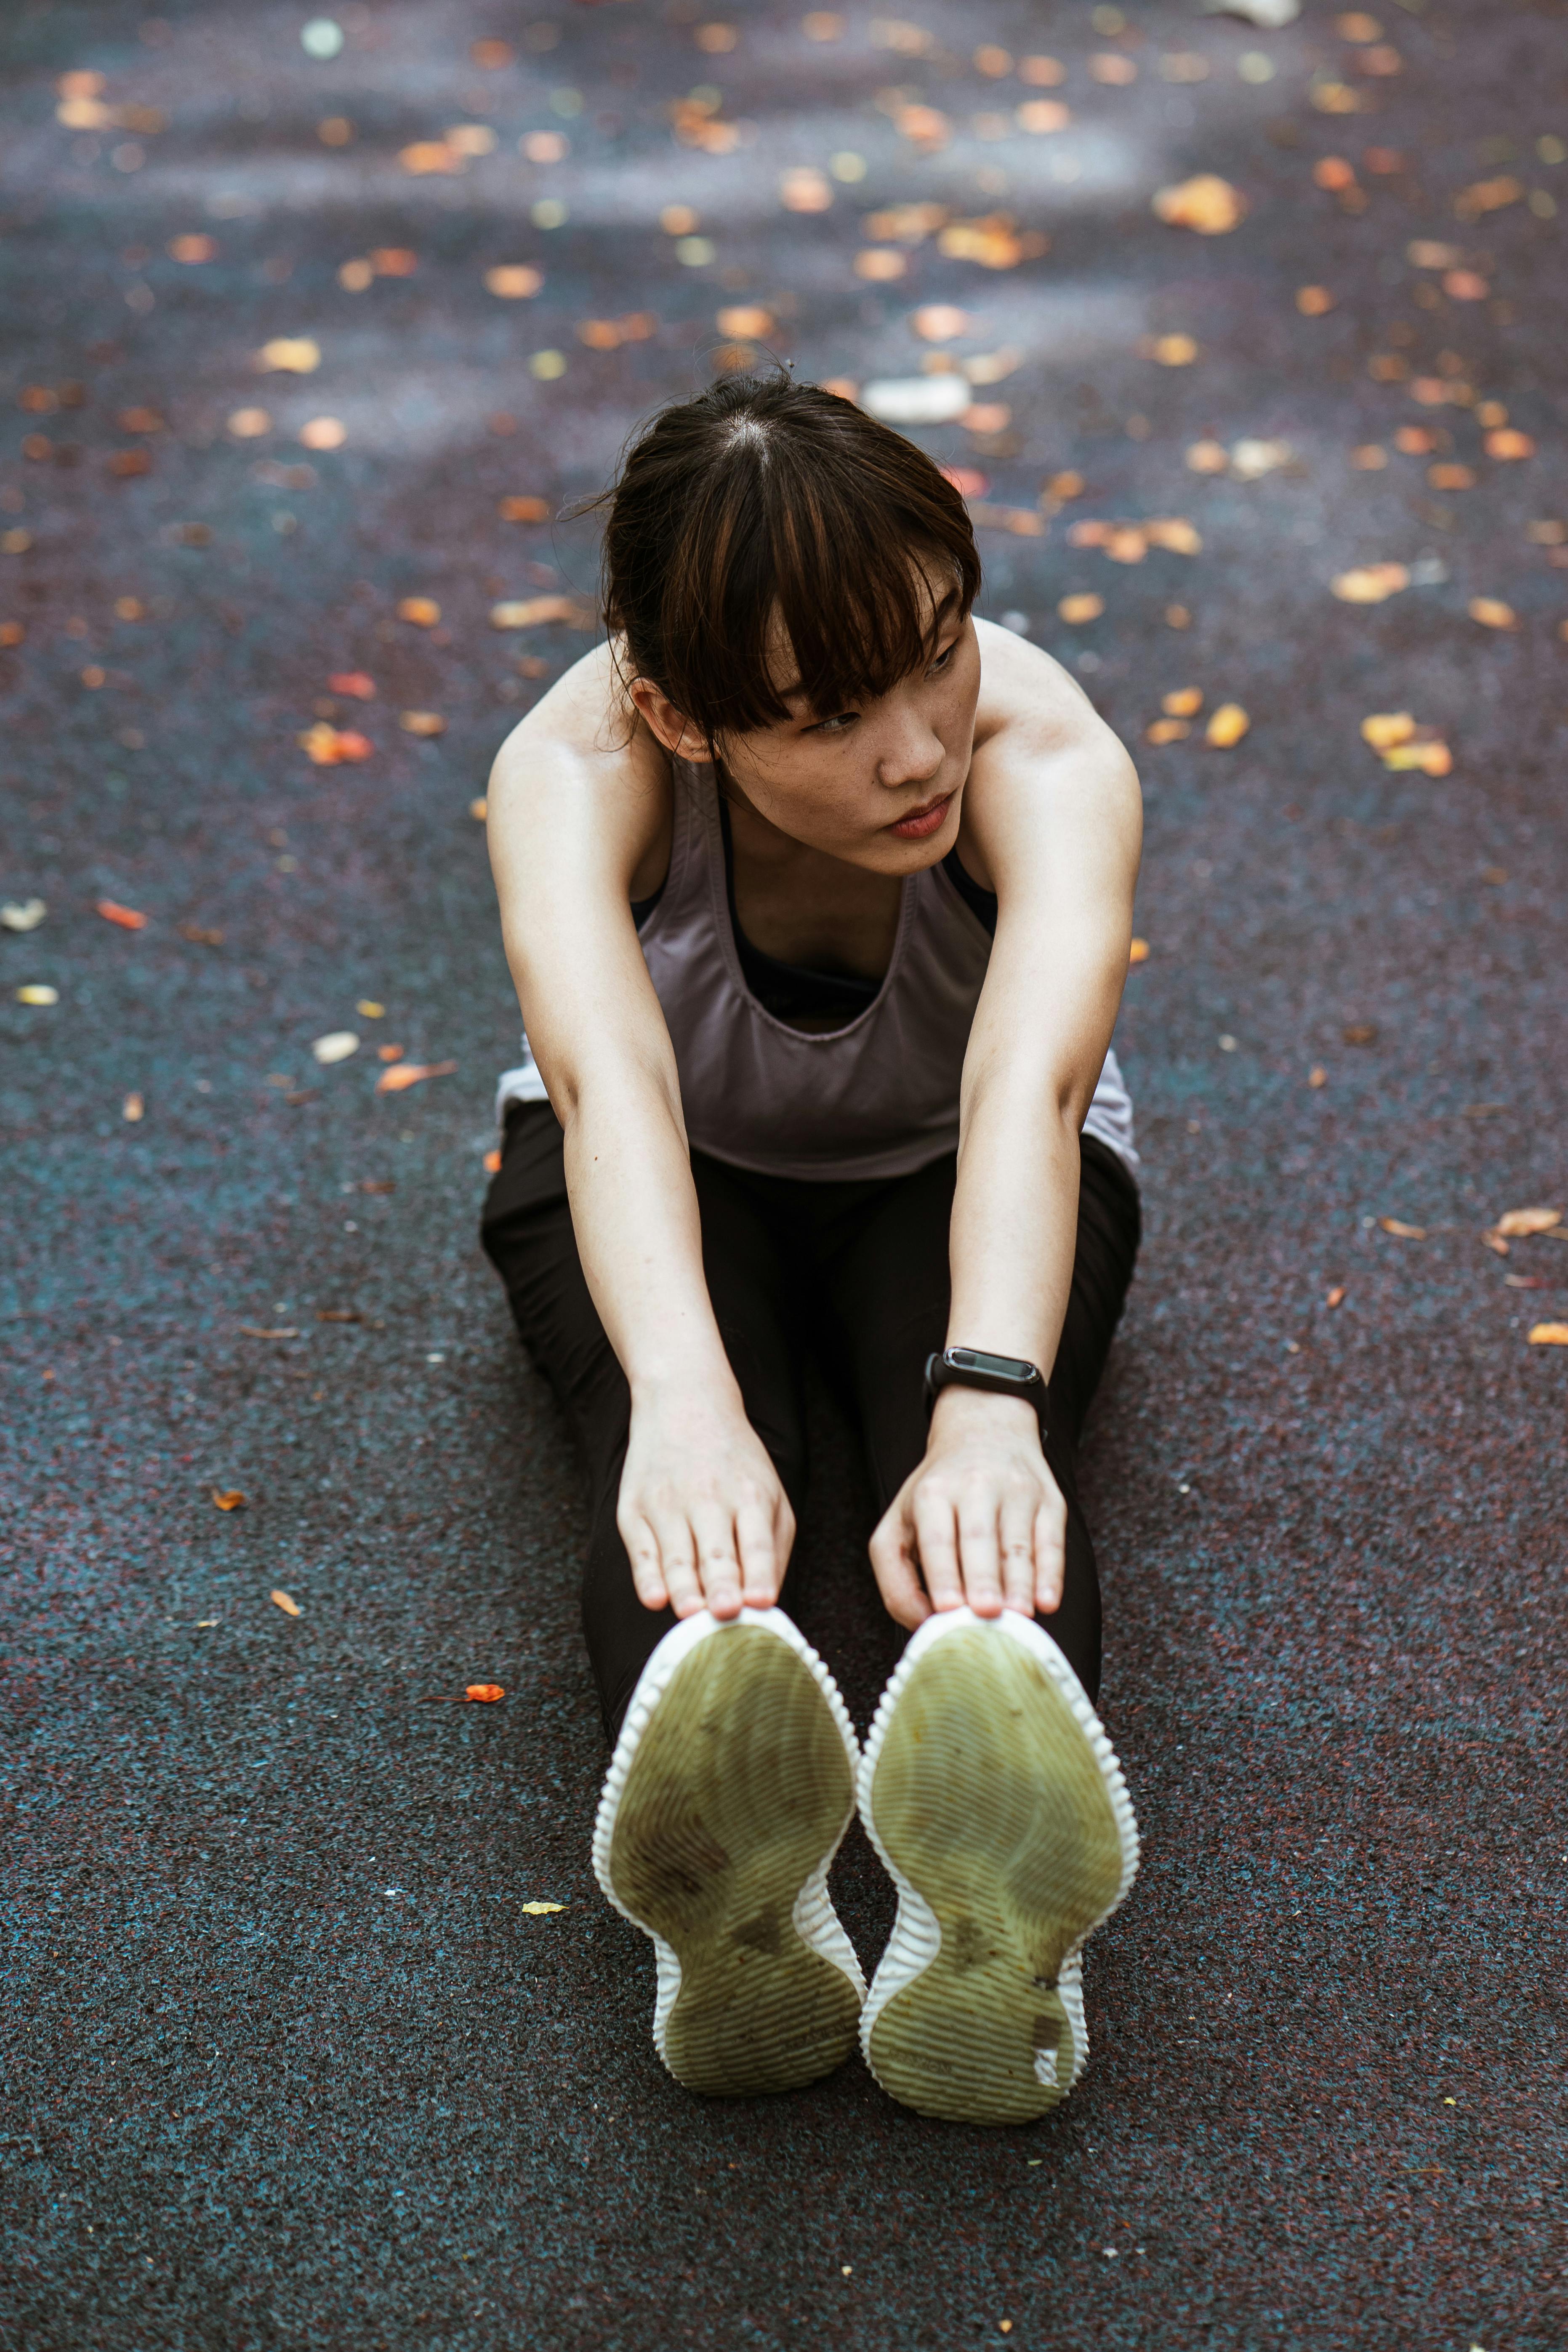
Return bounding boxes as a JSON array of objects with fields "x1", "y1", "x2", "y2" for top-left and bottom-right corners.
[{"x1": 481, "y1": 1104, "x2": 1140, "y2": 1740}]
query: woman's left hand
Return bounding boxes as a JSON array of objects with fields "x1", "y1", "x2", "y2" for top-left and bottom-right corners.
[{"x1": 868, "y1": 1386, "x2": 1065, "y2": 1629}]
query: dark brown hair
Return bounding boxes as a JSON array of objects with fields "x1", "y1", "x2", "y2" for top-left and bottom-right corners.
[{"x1": 599, "y1": 370, "x2": 982, "y2": 748}]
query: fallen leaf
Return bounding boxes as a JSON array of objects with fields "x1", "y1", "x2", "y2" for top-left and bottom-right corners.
[
  {"x1": 483, "y1": 1146, "x2": 502, "y2": 1174},
  {"x1": 1186, "y1": 439, "x2": 1230, "y2": 474},
  {"x1": 912, "y1": 304, "x2": 969, "y2": 342},
  {"x1": 490, "y1": 595, "x2": 595, "y2": 628},
  {"x1": 862, "y1": 376, "x2": 972, "y2": 424},
  {"x1": 356, "y1": 999, "x2": 384, "y2": 1018},
  {"x1": 1527, "y1": 1322, "x2": 1568, "y2": 1346},
  {"x1": 312, "y1": 1031, "x2": 359, "y2": 1065},
  {"x1": 1331, "y1": 562, "x2": 1409, "y2": 603},
  {"x1": 1485, "y1": 429, "x2": 1535, "y2": 461},
  {"x1": 299, "y1": 723, "x2": 373, "y2": 764},
  {"x1": 400, "y1": 139, "x2": 463, "y2": 175},
  {"x1": 1379, "y1": 1217, "x2": 1426, "y2": 1239},
  {"x1": 466, "y1": 1683, "x2": 506, "y2": 1702},
  {"x1": 936, "y1": 216, "x2": 1044, "y2": 269},
  {"x1": 1017, "y1": 99, "x2": 1071, "y2": 134},
  {"x1": 370, "y1": 248, "x2": 419, "y2": 276},
  {"x1": 1128, "y1": 938, "x2": 1150, "y2": 964},
  {"x1": 498, "y1": 495, "x2": 551, "y2": 522},
  {"x1": 375, "y1": 1060, "x2": 458, "y2": 1094},
  {"x1": 0, "y1": 622, "x2": 24, "y2": 646},
  {"x1": 1361, "y1": 711, "x2": 1414, "y2": 749},
  {"x1": 1454, "y1": 175, "x2": 1522, "y2": 221},
  {"x1": 1351, "y1": 444, "x2": 1387, "y2": 469},
  {"x1": 317, "y1": 1308, "x2": 362, "y2": 1323},
  {"x1": 1057, "y1": 593, "x2": 1104, "y2": 624},
  {"x1": 716, "y1": 304, "x2": 775, "y2": 338},
  {"x1": 1145, "y1": 718, "x2": 1188, "y2": 743},
  {"x1": 2, "y1": 898, "x2": 46, "y2": 931},
  {"x1": 330, "y1": 671, "x2": 376, "y2": 699},
  {"x1": 1468, "y1": 597, "x2": 1516, "y2": 629},
  {"x1": 485, "y1": 264, "x2": 543, "y2": 298},
  {"x1": 378, "y1": 1044, "x2": 405, "y2": 1062},
  {"x1": 256, "y1": 338, "x2": 321, "y2": 374},
  {"x1": 780, "y1": 166, "x2": 832, "y2": 212},
  {"x1": 1382, "y1": 740, "x2": 1451, "y2": 775},
  {"x1": 270, "y1": 1589, "x2": 302, "y2": 1616},
  {"x1": 469, "y1": 796, "x2": 489, "y2": 821},
  {"x1": 1296, "y1": 285, "x2": 1335, "y2": 315},
  {"x1": 1343, "y1": 1023, "x2": 1377, "y2": 1044},
  {"x1": 1428, "y1": 463, "x2": 1475, "y2": 491},
  {"x1": 1442, "y1": 269, "x2": 1488, "y2": 302},
  {"x1": 1205, "y1": 703, "x2": 1249, "y2": 747},
  {"x1": 211, "y1": 1489, "x2": 246, "y2": 1510},
  {"x1": 1146, "y1": 518, "x2": 1202, "y2": 554},
  {"x1": 399, "y1": 711, "x2": 445, "y2": 737},
  {"x1": 96, "y1": 898, "x2": 148, "y2": 929},
  {"x1": 1309, "y1": 1065, "x2": 1327, "y2": 1088},
  {"x1": 1153, "y1": 175, "x2": 1247, "y2": 235},
  {"x1": 520, "y1": 1901, "x2": 565, "y2": 1914},
  {"x1": 168, "y1": 233, "x2": 217, "y2": 264},
  {"x1": 360, "y1": 1178, "x2": 395, "y2": 1193},
  {"x1": 1325, "y1": 1286, "x2": 1345, "y2": 1307},
  {"x1": 854, "y1": 248, "x2": 907, "y2": 280},
  {"x1": 122, "y1": 1090, "x2": 144, "y2": 1122},
  {"x1": 228, "y1": 406, "x2": 272, "y2": 438},
  {"x1": 1088, "y1": 52, "x2": 1137, "y2": 84},
  {"x1": 1164, "y1": 687, "x2": 1204, "y2": 717},
  {"x1": 240, "y1": 1323, "x2": 298, "y2": 1339},
  {"x1": 397, "y1": 596, "x2": 440, "y2": 626},
  {"x1": 1150, "y1": 333, "x2": 1199, "y2": 366},
  {"x1": 300, "y1": 416, "x2": 346, "y2": 451},
  {"x1": 16, "y1": 984, "x2": 58, "y2": 1005},
  {"x1": 1495, "y1": 1206, "x2": 1563, "y2": 1238},
  {"x1": 118, "y1": 406, "x2": 164, "y2": 434}
]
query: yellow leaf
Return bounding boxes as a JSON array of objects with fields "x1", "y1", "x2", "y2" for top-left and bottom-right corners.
[
  {"x1": 1186, "y1": 439, "x2": 1229, "y2": 474},
  {"x1": 1528, "y1": 1322, "x2": 1568, "y2": 1346},
  {"x1": 1331, "y1": 562, "x2": 1409, "y2": 603},
  {"x1": 1296, "y1": 285, "x2": 1335, "y2": 316},
  {"x1": 1361, "y1": 711, "x2": 1414, "y2": 749},
  {"x1": 1467, "y1": 597, "x2": 1516, "y2": 629},
  {"x1": 1128, "y1": 938, "x2": 1150, "y2": 964},
  {"x1": 1145, "y1": 718, "x2": 1188, "y2": 744},
  {"x1": 397, "y1": 597, "x2": 440, "y2": 626},
  {"x1": 520, "y1": 1901, "x2": 566, "y2": 1915},
  {"x1": 356, "y1": 1000, "x2": 385, "y2": 1019},
  {"x1": 1150, "y1": 333, "x2": 1199, "y2": 367},
  {"x1": 300, "y1": 416, "x2": 346, "y2": 451},
  {"x1": 1057, "y1": 593, "x2": 1104, "y2": 624},
  {"x1": 490, "y1": 595, "x2": 595, "y2": 629},
  {"x1": 1152, "y1": 175, "x2": 1246, "y2": 235},
  {"x1": 399, "y1": 711, "x2": 445, "y2": 737},
  {"x1": 211, "y1": 1489, "x2": 246, "y2": 1511},
  {"x1": 1495, "y1": 1206, "x2": 1563, "y2": 1238},
  {"x1": 1205, "y1": 703, "x2": 1249, "y2": 747},
  {"x1": 122, "y1": 1090, "x2": 144, "y2": 1122},
  {"x1": 1164, "y1": 687, "x2": 1203, "y2": 717},
  {"x1": 270, "y1": 1589, "x2": 302, "y2": 1616},
  {"x1": 485, "y1": 265, "x2": 543, "y2": 298},
  {"x1": 16, "y1": 984, "x2": 57, "y2": 1005},
  {"x1": 1378, "y1": 1217, "x2": 1427, "y2": 1239},
  {"x1": 256, "y1": 338, "x2": 320, "y2": 374}
]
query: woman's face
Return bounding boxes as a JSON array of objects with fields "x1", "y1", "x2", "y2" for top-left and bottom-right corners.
[{"x1": 634, "y1": 583, "x2": 983, "y2": 876}]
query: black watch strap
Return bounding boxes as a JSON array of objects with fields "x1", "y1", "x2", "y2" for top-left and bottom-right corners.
[{"x1": 924, "y1": 1345, "x2": 1046, "y2": 1423}]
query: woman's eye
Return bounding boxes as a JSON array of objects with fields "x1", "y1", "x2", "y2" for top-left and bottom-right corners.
[
  {"x1": 813, "y1": 710, "x2": 859, "y2": 733},
  {"x1": 928, "y1": 644, "x2": 955, "y2": 674}
]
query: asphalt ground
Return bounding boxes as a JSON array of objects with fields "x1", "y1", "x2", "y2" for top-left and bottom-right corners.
[{"x1": 2, "y1": 1, "x2": 1565, "y2": 2346}]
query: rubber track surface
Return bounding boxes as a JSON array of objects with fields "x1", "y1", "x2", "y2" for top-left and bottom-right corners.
[{"x1": 1, "y1": 3, "x2": 1563, "y2": 2348}]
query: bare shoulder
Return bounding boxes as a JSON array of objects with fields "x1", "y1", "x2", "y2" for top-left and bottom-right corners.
[
  {"x1": 969, "y1": 616, "x2": 1129, "y2": 769},
  {"x1": 487, "y1": 639, "x2": 672, "y2": 901},
  {"x1": 489, "y1": 639, "x2": 665, "y2": 794}
]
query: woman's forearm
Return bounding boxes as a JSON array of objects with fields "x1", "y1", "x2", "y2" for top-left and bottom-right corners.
[
  {"x1": 946, "y1": 1069, "x2": 1082, "y2": 1378},
  {"x1": 559, "y1": 1063, "x2": 739, "y2": 1403}
]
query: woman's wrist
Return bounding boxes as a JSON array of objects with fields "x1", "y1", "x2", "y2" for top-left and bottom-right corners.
[{"x1": 928, "y1": 1383, "x2": 1040, "y2": 1443}]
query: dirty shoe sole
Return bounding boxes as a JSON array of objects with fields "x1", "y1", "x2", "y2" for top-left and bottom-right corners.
[
  {"x1": 593, "y1": 1608, "x2": 865, "y2": 2098},
  {"x1": 858, "y1": 1607, "x2": 1138, "y2": 2125}
]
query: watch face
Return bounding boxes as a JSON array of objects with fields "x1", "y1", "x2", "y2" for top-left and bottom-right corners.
[{"x1": 949, "y1": 1348, "x2": 1039, "y2": 1383}]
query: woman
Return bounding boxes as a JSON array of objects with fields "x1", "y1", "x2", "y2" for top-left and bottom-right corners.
[{"x1": 481, "y1": 372, "x2": 1142, "y2": 2126}]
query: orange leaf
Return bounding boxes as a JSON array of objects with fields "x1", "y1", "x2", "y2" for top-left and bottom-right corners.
[
  {"x1": 1468, "y1": 597, "x2": 1516, "y2": 629},
  {"x1": 1379, "y1": 1217, "x2": 1427, "y2": 1239},
  {"x1": 399, "y1": 711, "x2": 445, "y2": 737},
  {"x1": 1152, "y1": 175, "x2": 1246, "y2": 235},
  {"x1": 465, "y1": 1683, "x2": 505, "y2": 1702},
  {"x1": 1057, "y1": 593, "x2": 1104, "y2": 624},
  {"x1": 397, "y1": 597, "x2": 440, "y2": 627},
  {"x1": 1528, "y1": 1322, "x2": 1568, "y2": 1346},
  {"x1": 1331, "y1": 563, "x2": 1409, "y2": 604},
  {"x1": 1325, "y1": 1286, "x2": 1346, "y2": 1308},
  {"x1": 270, "y1": 1589, "x2": 302, "y2": 1616},
  {"x1": 1205, "y1": 704, "x2": 1249, "y2": 748},
  {"x1": 211, "y1": 1489, "x2": 246, "y2": 1510},
  {"x1": 329, "y1": 671, "x2": 376, "y2": 699},
  {"x1": 1163, "y1": 687, "x2": 1203, "y2": 717},
  {"x1": 1128, "y1": 938, "x2": 1150, "y2": 964},
  {"x1": 498, "y1": 495, "x2": 551, "y2": 522},
  {"x1": 1495, "y1": 1206, "x2": 1563, "y2": 1238},
  {"x1": 375, "y1": 1059, "x2": 458, "y2": 1094},
  {"x1": 483, "y1": 1147, "x2": 502, "y2": 1174},
  {"x1": 96, "y1": 898, "x2": 148, "y2": 929}
]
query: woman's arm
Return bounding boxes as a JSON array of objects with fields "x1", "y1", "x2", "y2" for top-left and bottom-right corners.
[
  {"x1": 487, "y1": 649, "x2": 793, "y2": 1620},
  {"x1": 869, "y1": 623, "x2": 1142, "y2": 1626}
]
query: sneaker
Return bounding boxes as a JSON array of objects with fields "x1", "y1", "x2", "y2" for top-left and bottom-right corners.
[
  {"x1": 857, "y1": 1606, "x2": 1139, "y2": 2124},
  {"x1": 592, "y1": 1606, "x2": 866, "y2": 2097}
]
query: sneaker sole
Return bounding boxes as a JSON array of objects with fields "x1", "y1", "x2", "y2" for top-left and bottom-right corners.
[
  {"x1": 593, "y1": 1608, "x2": 865, "y2": 2098},
  {"x1": 858, "y1": 1607, "x2": 1138, "y2": 2125}
]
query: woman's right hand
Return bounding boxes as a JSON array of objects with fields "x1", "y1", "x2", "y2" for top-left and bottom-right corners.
[{"x1": 616, "y1": 1382, "x2": 795, "y2": 1620}]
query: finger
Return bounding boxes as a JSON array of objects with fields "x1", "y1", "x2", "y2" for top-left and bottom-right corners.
[
  {"x1": 997, "y1": 1484, "x2": 1040, "y2": 1617},
  {"x1": 1033, "y1": 1489, "x2": 1068, "y2": 1616},
  {"x1": 689, "y1": 1500, "x2": 743, "y2": 1620},
  {"x1": 645, "y1": 1509, "x2": 705, "y2": 1619},
  {"x1": 869, "y1": 1501, "x2": 932, "y2": 1630},
  {"x1": 618, "y1": 1511, "x2": 670, "y2": 1613},
  {"x1": 734, "y1": 1489, "x2": 781, "y2": 1609},
  {"x1": 955, "y1": 1484, "x2": 1004, "y2": 1618},
  {"x1": 911, "y1": 1486, "x2": 963, "y2": 1613}
]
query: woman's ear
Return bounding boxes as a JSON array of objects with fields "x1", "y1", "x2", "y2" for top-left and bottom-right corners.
[{"x1": 627, "y1": 678, "x2": 712, "y2": 764}]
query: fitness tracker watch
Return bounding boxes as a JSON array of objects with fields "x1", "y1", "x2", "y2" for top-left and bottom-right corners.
[{"x1": 924, "y1": 1345, "x2": 1046, "y2": 1419}]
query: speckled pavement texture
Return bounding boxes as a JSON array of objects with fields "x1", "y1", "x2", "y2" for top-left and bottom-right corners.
[{"x1": 2, "y1": 2, "x2": 1565, "y2": 2346}]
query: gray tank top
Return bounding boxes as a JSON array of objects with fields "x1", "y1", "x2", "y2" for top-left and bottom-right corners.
[{"x1": 497, "y1": 755, "x2": 1137, "y2": 1182}]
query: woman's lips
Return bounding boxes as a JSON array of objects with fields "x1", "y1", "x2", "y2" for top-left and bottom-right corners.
[{"x1": 887, "y1": 791, "x2": 954, "y2": 841}]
